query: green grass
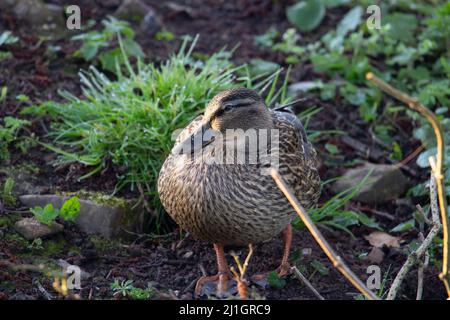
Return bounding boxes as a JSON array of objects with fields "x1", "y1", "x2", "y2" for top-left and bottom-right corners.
[{"x1": 24, "y1": 37, "x2": 292, "y2": 229}]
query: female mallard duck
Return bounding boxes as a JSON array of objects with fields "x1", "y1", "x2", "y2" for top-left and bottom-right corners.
[{"x1": 158, "y1": 88, "x2": 320, "y2": 296}]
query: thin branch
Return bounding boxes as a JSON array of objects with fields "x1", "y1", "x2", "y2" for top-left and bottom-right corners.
[
  {"x1": 270, "y1": 168, "x2": 379, "y2": 300},
  {"x1": 367, "y1": 72, "x2": 450, "y2": 297},
  {"x1": 387, "y1": 175, "x2": 441, "y2": 300},
  {"x1": 230, "y1": 244, "x2": 253, "y2": 300},
  {"x1": 291, "y1": 266, "x2": 325, "y2": 300},
  {"x1": 416, "y1": 232, "x2": 429, "y2": 300}
]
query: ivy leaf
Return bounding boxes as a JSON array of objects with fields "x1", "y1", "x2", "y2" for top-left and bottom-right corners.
[
  {"x1": 60, "y1": 196, "x2": 81, "y2": 221},
  {"x1": 286, "y1": 0, "x2": 326, "y2": 32}
]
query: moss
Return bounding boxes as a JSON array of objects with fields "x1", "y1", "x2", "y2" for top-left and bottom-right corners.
[
  {"x1": 0, "y1": 212, "x2": 21, "y2": 227},
  {"x1": 4, "y1": 233, "x2": 29, "y2": 249},
  {"x1": 57, "y1": 190, "x2": 131, "y2": 207},
  {"x1": 89, "y1": 235, "x2": 121, "y2": 254},
  {"x1": 41, "y1": 237, "x2": 66, "y2": 257}
]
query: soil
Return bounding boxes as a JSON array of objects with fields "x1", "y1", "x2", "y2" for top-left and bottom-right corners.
[{"x1": 0, "y1": 0, "x2": 445, "y2": 300}]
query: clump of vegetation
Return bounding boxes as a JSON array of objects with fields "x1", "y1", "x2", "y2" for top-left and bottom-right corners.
[
  {"x1": 71, "y1": 16, "x2": 144, "y2": 74},
  {"x1": 111, "y1": 279, "x2": 155, "y2": 300},
  {"x1": 1, "y1": 177, "x2": 16, "y2": 206},
  {"x1": 292, "y1": 173, "x2": 380, "y2": 237},
  {"x1": 0, "y1": 30, "x2": 18, "y2": 61},
  {"x1": 31, "y1": 196, "x2": 81, "y2": 226},
  {"x1": 25, "y1": 37, "x2": 291, "y2": 221},
  {"x1": 0, "y1": 116, "x2": 30, "y2": 161}
]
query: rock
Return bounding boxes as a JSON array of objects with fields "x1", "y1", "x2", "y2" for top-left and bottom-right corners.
[
  {"x1": 367, "y1": 247, "x2": 385, "y2": 264},
  {"x1": 14, "y1": 217, "x2": 63, "y2": 240},
  {"x1": 15, "y1": 1, "x2": 64, "y2": 27},
  {"x1": 19, "y1": 193, "x2": 147, "y2": 239},
  {"x1": 2, "y1": 0, "x2": 66, "y2": 37},
  {"x1": 115, "y1": 0, "x2": 151, "y2": 22},
  {"x1": 332, "y1": 162, "x2": 409, "y2": 204}
]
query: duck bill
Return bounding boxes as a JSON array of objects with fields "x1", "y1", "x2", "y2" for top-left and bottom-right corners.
[{"x1": 172, "y1": 121, "x2": 215, "y2": 155}]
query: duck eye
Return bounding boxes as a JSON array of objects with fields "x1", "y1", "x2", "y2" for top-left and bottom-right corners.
[{"x1": 223, "y1": 105, "x2": 233, "y2": 112}]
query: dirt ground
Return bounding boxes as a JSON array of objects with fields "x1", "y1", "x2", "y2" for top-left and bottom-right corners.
[{"x1": 0, "y1": 0, "x2": 445, "y2": 300}]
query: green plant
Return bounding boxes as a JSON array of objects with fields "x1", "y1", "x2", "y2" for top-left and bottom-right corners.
[
  {"x1": 256, "y1": 1, "x2": 450, "y2": 197},
  {"x1": 0, "y1": 31, "x2": 18, "y2": 46},
  {"x1": 25, "y1": 37, "x2": 292, "y2": 227},
  {"x1": 30, "y1": 196, "x2": 80, "y2": 226},
  {"x1": 71, "y1": 16, "x2": 144, "y2": 74},
  {"x1": 0, "y1": 116, "x2": 31, "y2": 161},
  {"x1": 292, "y1": 172, "x2": 381, "y2": 237},
  {"x1": 286, "y1": 0, "x2": 325, "y2": 32},
  {"x1": 267, "y1": 271, "x2": 286, "y2": 289},
  {"x1": 111, "y1": 279, "x2": 155, "y2": 300},
  {"x1": 1, "y1": 177, "x2": 16, "y2": 206}
]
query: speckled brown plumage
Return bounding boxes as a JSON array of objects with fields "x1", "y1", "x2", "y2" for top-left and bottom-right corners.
[{"x1": 157, "y1": 88, "x2": 321, "y2": 246}]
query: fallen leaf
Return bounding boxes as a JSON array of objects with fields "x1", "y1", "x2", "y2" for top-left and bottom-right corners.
[{"x1": 364, "y1": 231, "x2": 400, "y2": 248}]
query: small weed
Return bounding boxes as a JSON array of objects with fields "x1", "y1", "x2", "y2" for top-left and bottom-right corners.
[
  {"x1": 1, "y1": 177, "x2": 16, "y2": 206},
  {"x1": 0, "y1": 116, "x2": 31, "y2": 161},
  {"x1": 31, "y1": 196, "x2": 80, "y2": 226},
  {"x1": 71, "y1": 16, "x2": 144, "y2": 74},
  {"x1": 111, "y1": 279, "x2": 155, "y2": 300}
]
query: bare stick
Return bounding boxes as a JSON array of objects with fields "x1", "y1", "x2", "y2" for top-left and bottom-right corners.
[
  {"x1": 367, "y1": 72, "x2": 450, "y2": 297},
  {"x1": 291, "y1": 266, "x2": 325, "y2": 300},
  {"x1": 270, "y1": 168, "x2": 379, "y2": 300},
  {"x1": 416, "y1": 232, "x2": 430, "y2": 300},
  {"x1": 387, "y1": 176, "x2": 441, "y2": 300}
]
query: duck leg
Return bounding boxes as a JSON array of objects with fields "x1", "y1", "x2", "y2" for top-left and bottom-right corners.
[
  {"x1": 252, "y1": 224, "x2": 293, "y2": 281},
  {"x1": 195, "y1": 243, "x2": 231, "y2": 297}
]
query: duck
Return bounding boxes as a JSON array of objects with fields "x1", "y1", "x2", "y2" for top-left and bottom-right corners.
[{"x1": 157, "y1": 87, "x2": 321, "y2": 297}]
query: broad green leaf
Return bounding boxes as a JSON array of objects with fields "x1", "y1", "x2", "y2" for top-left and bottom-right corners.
[
  {"x1": 384, "y1": 13, "x2": 418, "y2": 44},
  {"x1": 310, "y1": 260, "x2": 329, "y2": 275},
  {"x1": 31, "y1": 204, "x2": 59, "y2": 226},
  {"x1": 248, "y1": 59, "x2": 280, "y2": 77},
  {"x1": 79, "y1": 42, "x2": 99, "y2": 61},
  {"x1": 416, "y1": 148, "x2": 436, "y2": 168},
  {"x1": 267, "y1": 271, "x2": 286, "y2": 289},
  {"x1": 60, "y1": 196, "x2": 81, "y2": 221},
  {"x1": 337, "y1": 6, "x2": 363, "y2": 36},
  {"x1": 286, "y1": 0, "x2": 326, "y2": 32},
  {"x1": 390, "y1": 219, "x2": 415, "y2": 233},
  {"x1": 123, "y1": 38, "x2": 144, "y2": 58}
]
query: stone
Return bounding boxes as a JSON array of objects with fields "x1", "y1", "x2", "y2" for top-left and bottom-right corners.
[
  {"x1": 332, "y1": 162, "x2": 409, "y2": 204},
  {"x1": 19, "y1": 193, "x2": 147, "y2": 239},
  {"x1": 14, "y1": 1, "x2": 64, "y2": 26},
  {"x1": 115, "y1": 0, "x2": 152, "y2": 23},
  {"x1": 2, "y1": 0, "x2": 66, "y2": 37},
  {"x1": 14, "y1": 217, "x2": 63, "y2": 240}
]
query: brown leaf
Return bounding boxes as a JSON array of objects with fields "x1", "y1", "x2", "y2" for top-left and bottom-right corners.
[{"x1": 364, "y1": 231, "x2": 400, "y2": 248}]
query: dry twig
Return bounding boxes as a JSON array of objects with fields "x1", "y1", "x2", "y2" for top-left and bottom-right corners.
[
  {"x1": 230, "y1": 244, "x2": 253, "y2": 300},
  {"x1": 291, "y1": 266, "x2": 325, "y2": 300},
  {"x1": 270, "y1": 168, "x2": 379, "y2": 300},
  {"x1": 367, "y1": 72, "x2": 450, "y2": 297},
  {"x1": 386, "y1": 175, "x2": 441, "y2": 300}
]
